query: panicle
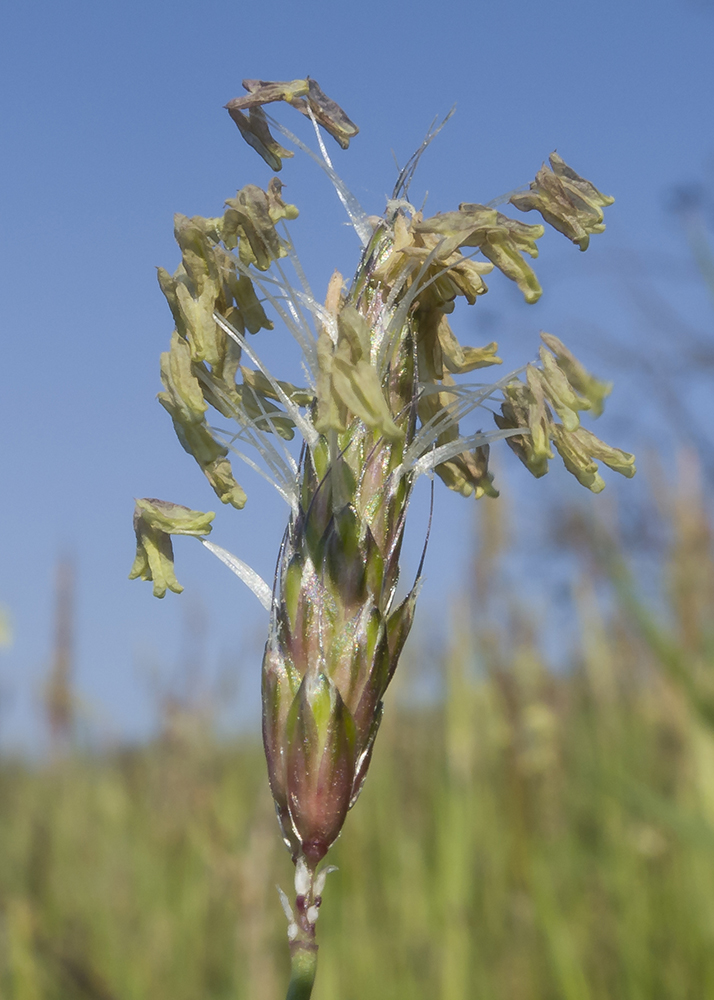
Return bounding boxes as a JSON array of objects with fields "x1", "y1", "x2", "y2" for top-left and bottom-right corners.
[{"x1": 132, "y1": 92, "x2": 633, "y2": 885}]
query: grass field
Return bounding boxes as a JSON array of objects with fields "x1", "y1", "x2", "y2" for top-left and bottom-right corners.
[{"x1": 2, "y1": 472, "x2": 714, "y2": 999}]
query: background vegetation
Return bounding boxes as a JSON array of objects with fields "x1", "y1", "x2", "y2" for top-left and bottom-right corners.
[{"x1": 2, "y1": 460, "x2": 714, "y2": 1000}]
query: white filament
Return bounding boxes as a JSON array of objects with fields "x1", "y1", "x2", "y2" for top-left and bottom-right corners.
[
  {"x1": 267, "y1": 113, "x2": 373, "y2": 247},
  {"x1": 214, "y1": 312, "x2": 319, "y2": 449},
  {"x1": 409, "y1": 426, "x2": 525, "y2": 479},
  {"x1": 200, "y1": 540, "x2": 272, "y2": 611},
  {"x1": 403, "y1": 365, "x2": 529, "y2": 469}
]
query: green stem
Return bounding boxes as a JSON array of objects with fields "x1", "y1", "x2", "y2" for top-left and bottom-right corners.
[{"x1": 286, "y1": 942, "x2": 318, "y2": 1000}]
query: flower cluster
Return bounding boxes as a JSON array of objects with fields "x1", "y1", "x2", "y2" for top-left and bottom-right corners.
[{"x1": 131, "y1": 80, "x2": 634, "y2": 973}]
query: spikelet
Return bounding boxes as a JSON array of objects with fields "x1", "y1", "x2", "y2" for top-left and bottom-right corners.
[{"x1": 262, "y1": 254, "x2": 419, "y2": 869}]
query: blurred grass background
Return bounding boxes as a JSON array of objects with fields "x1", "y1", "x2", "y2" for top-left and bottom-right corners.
[{"x1": 2, "y1": 457, "x2": 714, "y2": 1000}]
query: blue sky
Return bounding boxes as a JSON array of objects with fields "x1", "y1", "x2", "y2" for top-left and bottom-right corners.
[{"x1": 1, "y1": 0, "x2": 713, "y2": 748}]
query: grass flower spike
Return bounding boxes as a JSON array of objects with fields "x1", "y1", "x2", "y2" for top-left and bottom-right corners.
[{"x1": 131, "y1": 78, "x2": 634, "y2": 999}]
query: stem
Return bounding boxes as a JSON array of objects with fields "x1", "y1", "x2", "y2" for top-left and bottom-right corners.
[{"x1": 286, "y1": 942, "x2": 318, "y2": 1000}]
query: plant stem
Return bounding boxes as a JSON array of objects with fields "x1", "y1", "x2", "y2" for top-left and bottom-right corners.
[{"x1": 286, "y1": 942, "x2": 318, "y2": 1000}]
